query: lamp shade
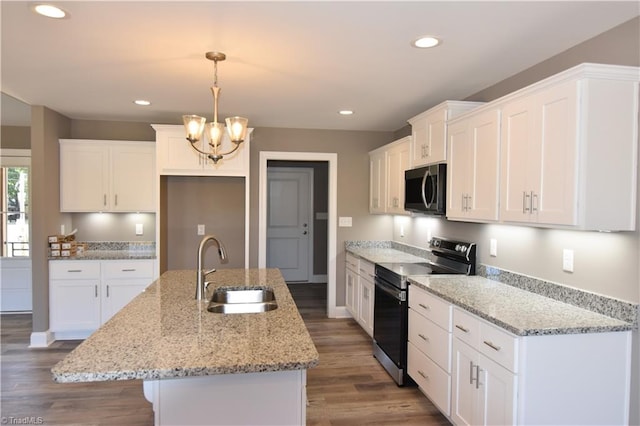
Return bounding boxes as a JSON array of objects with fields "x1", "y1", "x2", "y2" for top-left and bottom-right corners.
[
  {"x1": 225, "y1": 116, "x2": 249, "y2": 143},
  {"x1": 206, "y1": 122, "x2": 225, "y2": 150},
  {"x1": 183, "y1": 115, "x2": 206, "y2": 143}
]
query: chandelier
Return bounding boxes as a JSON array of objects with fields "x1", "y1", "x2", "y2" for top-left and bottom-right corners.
[{"x1": 183, "y1": 52, "x2": 249, "y2": 164}]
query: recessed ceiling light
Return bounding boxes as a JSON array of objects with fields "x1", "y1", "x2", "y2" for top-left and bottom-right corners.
[
  {"x1": 338, "y1": 110, "x2": 354, "y2": 116},
  {"x1": 31, "y1": 4, "x2": 68, "y2": 19},
  {"x1": 412, "y1": 36, "x2": 441, "y2": 49},
  {"x1": 134, "y1": 100, "x2": 151, "y2": 106}
]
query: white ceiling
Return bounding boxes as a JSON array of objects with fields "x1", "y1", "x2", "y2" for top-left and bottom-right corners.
[{"x1": 1, "y1": 1, "x2": 638, "y2": 131}]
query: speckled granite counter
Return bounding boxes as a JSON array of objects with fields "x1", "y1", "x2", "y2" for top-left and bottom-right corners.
[
  {"x1": 51, "y1": 268, "x2": 319, "y2": 383},
  {"x1": 409, "y1": 275, "x2": 633, "y2": 336},
  {"x1": 345, "y1": 241, "x2": 428, "y2": 264},
  {"x1": 49, "y1": 249, "x2": 157, "y2": 260}
]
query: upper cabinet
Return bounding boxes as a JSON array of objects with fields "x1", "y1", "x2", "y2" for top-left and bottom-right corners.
[
  {"x1": 60, "y1": 140, "x2": 156, "y2": 212},
  {"x1": 447, "y1": 108, "x2": 501, "y2": 222},
  {"x1": 498, "y1": 63, "x2": 639, "y2": 231},
  {"x1": 369, "y1": 136, "x2": 410, "y2": 215},
  {"x1": 153, "y1": 124, "x2": 251, "y2": 177},
  {"x1": 408, "y1": 101, "x2": 483, "y2": 168}
]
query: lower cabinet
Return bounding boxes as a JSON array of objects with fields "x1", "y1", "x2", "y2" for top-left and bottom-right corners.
[
  {"x1": 407, "y1": 285, "x2": 453, "y2": 416},
  {"x1": 448, "y1": 305, "x2": 631, "y2": 425},
  {"x1": 50, "y1": 259, "x2": 155, "y2": 339},
  {"x1": 345, "y1": 253, "x2": 374, "y2": 337}
]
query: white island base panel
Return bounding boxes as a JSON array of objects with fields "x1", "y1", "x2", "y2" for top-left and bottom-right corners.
[{"x1": 143, "y1": 369, "x2": 307, "y2": 426}]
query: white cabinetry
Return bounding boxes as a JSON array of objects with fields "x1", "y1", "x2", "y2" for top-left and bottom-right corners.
[
  {"x1": 448, "y1": 305, "x2": 631, "y2": 426},
  {"x1": 407, "y1": 286, "x2": 453, "y2": 416},
  {"x1": 60, "y1": 140, "x2": 156, "y2": 212},
  {"x1": 369, "y1": 136, "x2": 410, "y2": 215},
  {"x1": 153, "y1": 124, "x2": 251, "y2": 176},
  {"x1": 499, "y1": 63, "x2": 639, "y2": 230},
  {"x1": 50, "y1": 259, "x2": 155, "y2": 340},
  {"x1": 345, "y1": 253, "x2": 374, "y2": 337},
  {"x1": 408, "y1": 101, "x2": 483, "y2": 167},
  {"x1": 447, "y1": 108, "x2": 500, "y2": 222}
]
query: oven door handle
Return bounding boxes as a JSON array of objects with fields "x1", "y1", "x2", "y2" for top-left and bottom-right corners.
[{"x1": 375, "y1": 277, "x2": 404, "y2": 301}]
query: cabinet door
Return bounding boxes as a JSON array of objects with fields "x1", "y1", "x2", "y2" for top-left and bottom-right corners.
[
  {"x1": 451, "y1": 339, "x2": 480, "y2": 426},
  {"x1": 468, "y1": 109, "x2": 500, "y2": 221},
  {"x1": 101, "y1": 279, "x2": 149, "y2": 323},
  {"x1": 411, "y1": 117, "x2": 430, "y2": 167},
  {"x1": 345, "y1": 267, "x2": 359, "y2": 319},
  {"x1": 369, "y1": 150, "x2": 386, "y2": 213},
  {"x1": 500, "y1": 96, "x2": 535, "y2": 223},
  {"x1": 386, "y1": 141, "x2": 410, "y2": 214},
  {"x1": 60, "y1": 143, "x2": 110, "y2": 212},
  {"x1": 447, "y1": 120, "x2": 471, "y2": 219},
  {"x1": 160, "y1": 132, "x2": 205, "y2": 174},
  {"x1": 534, "y1": 81, "x2": 578, "y2": 225},
  {"x1": 359, "y1": 276, "x2": 374, "y2": 337},
  {"x1": 479, "y1": 355, "x2": 517, "y2": 426},
  {"x1": 111, "y1": 143, "x2": 156, "y2": 212},
  {"x1": 50, "y1": 279, "x2": 101, "y2": 332}
]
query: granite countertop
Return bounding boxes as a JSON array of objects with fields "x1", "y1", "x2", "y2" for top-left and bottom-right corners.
[
  {"x1": 409, "y1": 275, "x2": 634, "y2": 336},
  {"x1": 49, "y1": 250, "x2": 157, "y2": 261},
  {"x1": 51, "y1": 268, "x2": 319, "y2": 383},
  {"x1": 346, "y1": 247, "x2": 427, "y2": 264}
]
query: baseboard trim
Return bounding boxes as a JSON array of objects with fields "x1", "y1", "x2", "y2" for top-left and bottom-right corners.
[
  {"x1": 29, "y1": 330, "x2": 54, "y2": 348},
  {"x1": 332, "y1": 306, "x2": 351, "y2": 319},
  {"x1": 310, "y1": 274, "x2": 328, "y2": 283}
]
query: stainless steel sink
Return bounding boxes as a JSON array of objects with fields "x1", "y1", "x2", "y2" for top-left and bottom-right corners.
[{"x1": 207, "y1": 287, "x2": 278, "y2": 314}]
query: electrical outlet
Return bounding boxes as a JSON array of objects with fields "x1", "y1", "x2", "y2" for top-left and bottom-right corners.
[
  {"x1": 562, "y1": 249, "x2": 574, "y2": 272},
  {"x1": 490, "y1": 239, "x2": 497, "y2": 257},
  {"x1": 135, "y1": 223, "x2": 143, "y2": 236},
  {"x1": 338, "y1": 217, "x2": 352, "y2": 227},
  {"x1": 197, "y1": 224, "x2": 205, "y2": 235}
]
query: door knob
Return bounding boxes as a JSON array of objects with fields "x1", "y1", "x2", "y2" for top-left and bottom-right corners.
[
  {"x1": 303, "y1": 231, "x2": 308, "y2": 235},
  {"x1": 303, "y1": 223, "x2": 308, "y2": 227}
]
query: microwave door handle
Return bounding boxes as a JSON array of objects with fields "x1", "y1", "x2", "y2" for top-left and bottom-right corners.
[{"x1": 421, "y1": 170, "x2": 431, "y2": 208}]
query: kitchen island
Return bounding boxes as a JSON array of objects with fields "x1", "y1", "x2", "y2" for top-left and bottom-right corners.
[{"x1": 52, "y1": 268, "x2": 319, "y2": 426}]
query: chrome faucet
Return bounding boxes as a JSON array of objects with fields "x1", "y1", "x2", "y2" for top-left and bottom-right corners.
[{"x1": 196, "y1": 234, "x2": 228, "y2": 300}]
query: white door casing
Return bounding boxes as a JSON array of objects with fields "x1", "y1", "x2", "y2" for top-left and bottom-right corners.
[
  {"x1": 259, "y1": 151, "x2": 338, "y2": 318},
  {"x1": 266, "y1": 167, "x2": 313, "y2": 282}
]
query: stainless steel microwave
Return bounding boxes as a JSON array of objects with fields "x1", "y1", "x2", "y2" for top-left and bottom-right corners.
[{"x1": 404, "y1": 164, "x2": 446, "y2": 215}]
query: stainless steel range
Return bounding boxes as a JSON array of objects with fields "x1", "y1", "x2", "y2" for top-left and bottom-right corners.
[{"x1": 372, "y1": 237, "x2": 476, "y2": 386}]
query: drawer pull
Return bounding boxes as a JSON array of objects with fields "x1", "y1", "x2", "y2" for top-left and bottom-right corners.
[
  {"x1": 418, "y1": 333, "x2": 429, "y2": 342},
  {"x1": 418, "y1": 303, "x2": 430, "y2": 310},
  {"x1": 469, "y1": 361, "x2": 475, "y2": 385},
  {"x1": 475, "y1": 365, "x2": 482, "y2": 389},
  {"x1": 106, "y1": 285, "x2": 110, "y2": 297},
  {"x1": 122, "y1": 269, "x2": 136, "y2": 272},
  {"x1": 483, "y1": 340, "x2": 501, "y2": 352},
  {"x1": 67, "y1": 269, "x2": 82, "y2": 273},
  {"x1": 94, "y1": 285, "x2": 98, "y2": 298},
  {"x1": 418, "y1": 370, "x2": 428, "y2": 380},
  {"x1": 455, "y1": 324, "x2": 469, "y2": 333}
]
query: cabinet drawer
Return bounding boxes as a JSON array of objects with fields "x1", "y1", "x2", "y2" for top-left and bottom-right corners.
[
  {"x1": 408, "y1": 341, "x2": 451, "y2": 416},
  {"x1": 359, "y1": 260, "x2": 375, "y2": 281},
  {"x1": 479, "y1": 322, "x2": 518, "y2": 373},
  {"x1": 102, "y1": 260, "x2": 154, "y2": 279},
  {"x1": 408, "y1": 309, "x2": 451, "y2": 372},
  {"x1": 409, "y1": 286, "x2": 452, "y2": 331},
  {"x1": 50, "y1": 261, "x2": 100, "y2": 279},
  {"x1": 452, "y1": 307, "x2": 480, "y2": 347},
  {"x1": 345, "y1": 253, "x2": 359, "y2": 272}
]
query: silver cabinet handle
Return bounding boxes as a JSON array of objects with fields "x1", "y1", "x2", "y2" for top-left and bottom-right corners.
[
  {"x1": 418, "y1": 303, "x2": 430, "y2": 311},
  {"x1": 115, "y1": 194, "x2": 118, "y2": 206},
  {"x1": 531, "y1": 191, "x2": 538, "y2": 212},
  {"x1": 418, "y1": 333, "x2": 429, "y2": 342},
  {"x1": 523, "y1": 191, "x2": 530, "y2": 213},
  {"x1": 122, "y1": 268, "x2": 136, "y2": 272},
  {"x1": 469, "y1": 361, "x2": 475, "y2": 385},
  {"x1": 455, "y1": 324, "x2": 469, "y2": 333},
  {"x1": 104, "y1": 194, "x2": 107, "y2": 206},
  {"x1": 67, "y1": 269, "x2": 82, "y2": 273},
  {"x1": 94, "y1": 285, "x2": 98, "y2": 298},
  {"x1": 483, "y1": 340, "x2": 501, "y2": 352},
  {"x1": 106, "y1": 285, "x2": 110, "y2": 297},
  {"x1": 475, "y1": 365, "x2": 482, "y2": 389},
  {"x1": 418, "y1": 370, "x2": 428, "y2": 379}
]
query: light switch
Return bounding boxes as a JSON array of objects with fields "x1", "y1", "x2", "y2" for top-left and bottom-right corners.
[
  {"x1": 562, "y1": 249, "x2": 574, "y2": 272},
  {"x1": 489, "y1": 239, "x2": 497, "y2": 257},
  {"x1": 197, "y1": 224, "x2": 205, "y2": 235},
  {"x1": 338, "y1": 217, "x2": 352, "y2": 227},
  {"x1": 135, "y1": 223, "x2": 143, "y2": 236}
]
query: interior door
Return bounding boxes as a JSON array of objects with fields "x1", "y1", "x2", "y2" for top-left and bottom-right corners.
[{"x1": 266, "y1": 168, "x2": 312, "y2": 282}]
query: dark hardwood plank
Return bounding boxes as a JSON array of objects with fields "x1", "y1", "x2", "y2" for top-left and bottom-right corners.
[{"x1": 1, "y1": 283, "x2": 450, "y2": 425}]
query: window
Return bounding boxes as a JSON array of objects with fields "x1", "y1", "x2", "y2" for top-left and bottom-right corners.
[{"x1": 0, "y1": 150, "x2": 30, "y2": 257}]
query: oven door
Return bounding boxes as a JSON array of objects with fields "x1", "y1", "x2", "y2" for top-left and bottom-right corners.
[{"x1": 373, "y1": 276, "x2": 407, "y2": 368}]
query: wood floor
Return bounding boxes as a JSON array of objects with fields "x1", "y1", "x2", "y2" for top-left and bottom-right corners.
[{"x1": 1, "y1": 283, "x2": 450, "y2": 425}]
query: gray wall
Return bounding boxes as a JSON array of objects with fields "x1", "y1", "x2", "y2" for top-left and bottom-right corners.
[{"x1": 1, "y1": 126, "x2": 31, "y2": 149}]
